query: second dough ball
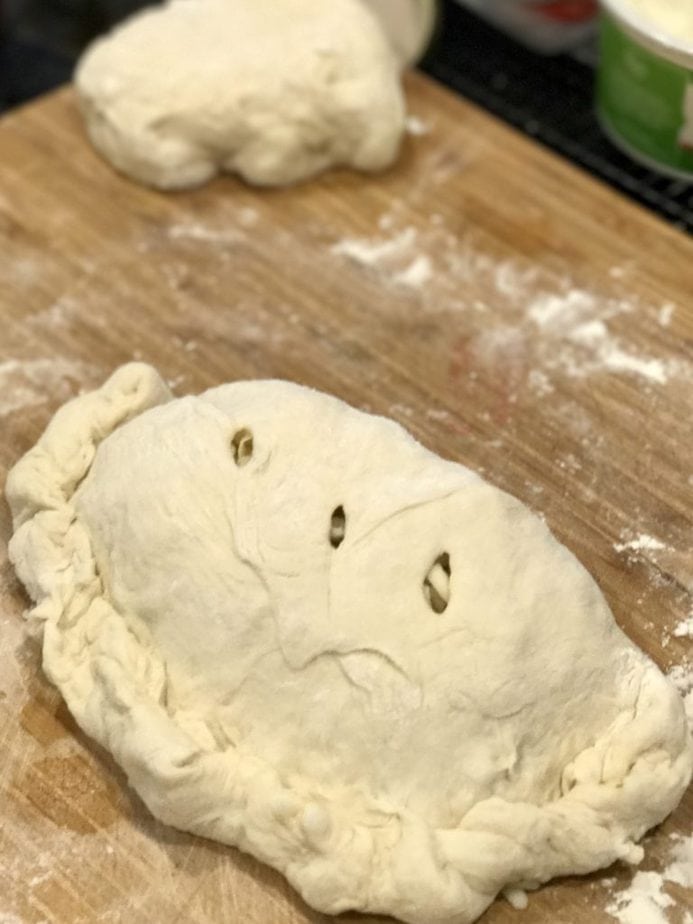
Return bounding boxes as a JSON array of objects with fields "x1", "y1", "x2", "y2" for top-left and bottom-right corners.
[{"x1": 75, "y1": 0, "x2": 406, "y2": 190}]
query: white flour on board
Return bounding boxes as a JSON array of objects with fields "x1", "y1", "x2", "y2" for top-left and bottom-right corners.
[
  {"x1": 167, "y1": 223, "x2": 243, "y2": 245},
  {"x1": 332, "y1": 226, "x2": 431, "y2": 289},
  {"x1": 526, "y1": 289, "x2": 676, "y2": 385},
  {"x1": 426, "y1": 408, "x2": 450, "y2": 422},
  {"x1": 527, "y1": 369, "x2": 554, "y2": 396},
  {"x1": 4, "y1": 257, "x2": 41, "y2": 286},
  {"x1": 406, "y1": 114, "x2": 431, "y2": 136},
  {"x1": 394, "y1": 254, "x2": 433, "y2": 288},
  {"x1": 658, "y1": 304, "x2": 675, "y2": 327},
  {"x1": 605, "y1": 835, "x2": 693, "y2": 924},
  {"x1": 25, "y1": 298, "x2": 75, "y2": 331},
  {"x1": 0, "y1": 359, "x2": 96, "y2": 417},
  {"x1": 614, "y1": 535, "x2": 668, "y2": 555},
  {"x1": 610, "y1": 532, "x2": 692, "y2": 654},
  {"x1": 330, "y1": 227, "x2": 418, "y2": 268},
  {"x1": 606, "y1": 870, "x2": 674, "y2": 924},
  {"x1": 527, "y1": 289, "x2": 597, "y2": 327},
  {"x1": 238, "y1": 207, "x2": 259, "y2": 226},
  {"x1": 328, "y1": 218, "x2": 691, "y2": 391},
  {"x1": 672, "y1": 615, "x2": 693, "y2": 638},
  {"x1": 389, "y1": 402, "x2": 415, "y2": 419},
  {"x1": 598, "y1": 349, "x2": 669, "y2": 384},
  {"x1": 664, "y1": 834, "x2": 693, "y2": 888}
]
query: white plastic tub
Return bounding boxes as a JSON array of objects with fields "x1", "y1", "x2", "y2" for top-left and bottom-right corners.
[{"x1": 366, "y1": 0, "x2": 440, "y2": 64}]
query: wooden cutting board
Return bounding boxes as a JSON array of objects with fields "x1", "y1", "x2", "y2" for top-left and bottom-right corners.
[{"x1": 0, "y1": 73, "x2": 691, "y2": 924}]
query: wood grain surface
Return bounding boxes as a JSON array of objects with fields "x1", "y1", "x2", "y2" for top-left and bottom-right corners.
[{"x1": 0, "y1": 73, "x2": 691, "y2": 924}]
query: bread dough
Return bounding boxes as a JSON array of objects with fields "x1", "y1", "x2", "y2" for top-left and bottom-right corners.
[
  {"x1": 7, "y1": 364, "x2": 692, "y2": 924},
  {"x1": 75, "y1": 0, "x2": 405, "y2": 190}
]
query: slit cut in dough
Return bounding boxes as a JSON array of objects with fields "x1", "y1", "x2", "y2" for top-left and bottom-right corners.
[{"x1": 6, "y1": 363, "x2": 692, "y2": 924}]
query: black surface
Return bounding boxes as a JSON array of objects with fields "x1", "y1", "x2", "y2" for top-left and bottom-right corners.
[
  {"x1": 422, "y1": 1, "x2": 693, "y2": 233},
  {"x1": 0, "y1": 38, "x2": 72, "y2": 111}
]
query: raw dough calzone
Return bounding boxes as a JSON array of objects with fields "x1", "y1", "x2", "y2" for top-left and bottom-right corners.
[{"x1": 6, "y1": 364, "x2": 692, "y2": 924}]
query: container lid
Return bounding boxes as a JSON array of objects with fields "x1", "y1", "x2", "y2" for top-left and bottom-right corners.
[
  {"x1": 601, "y1": 0, "x2": 693, "y2": 61},
  {"x1": 363, "y1": 0, "x2": 439, "y2": 66}
]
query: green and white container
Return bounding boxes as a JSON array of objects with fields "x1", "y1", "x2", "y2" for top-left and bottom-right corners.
[{"x1": 597, "y1": 0, "x2": 693, "y2": 180}]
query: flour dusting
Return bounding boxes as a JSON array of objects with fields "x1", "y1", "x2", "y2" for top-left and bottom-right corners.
[
  {"x1": 527, "y1": 369, "x2": 554, "y2": 396},
  {"x1": 25, "y1": 299, "x2": 75, "y2": 331},
  {"x1": 528, "y1": 289, "x2": 597, "y2": 327},
  {"x1": 406, "y1": 115, "x2": 431, "y2": 136},
  {"x1": 599, "y1": 348, "x2": 668, "y2": 385},
  {"x1": 606, "y1": 871, "x2": 673, "y2": 924},
  {"x1": 606, "y1": 835, "x2": 693, "y2": 924},
  {"x1": 426, "y1": 408, "x2": 450, "y2": 422},
  {"x1": 389, "y1": 402, "x2": 414, "y2": 419},
  {"x1": 238, "y1": 207, "x2": 259, "y2": 227},
  {"x1": 606, "y1": 871, "x2": 674, "y2": 924},
  {"x1": 665, "y1": 834, "x2": 693, "y2": 887},
  {"x1": 667, "y1": 663, "x2": 693, "y2": 726},
  {"x1": 329, "y1": 218, "x2": 692, "y2": 393},
  {"x1": 168, "y1": 223, "x2": 242, "y2": 245},
  {"x1": 394, "y1": 254, "x2": 433, "y2": 289},
  {"x1": 614, "y1": 535, "x2": 668, "y2": 554},
  {"x1": 528, "y1": 289, "x2": 675, "y2": 384},
  {"x1": 0, "y1": 359, "x2": 96, "y2": 417},
  {"x1": 658, "y1": 304, "x2": 675, "y2": 327},
  {"x1": 330, "y1": 228, "x2": 417, "y2": 267},
  {"x1": 673, "y1": 615, "x2": 693, "y2": 639}
]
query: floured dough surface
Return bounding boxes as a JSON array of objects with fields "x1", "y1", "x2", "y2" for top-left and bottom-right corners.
[
  {"x1": 75, "y1": 0, "x2": 405, "y2": 190},
  {"x1": 6, "y1": 364, "x2": 692, "y2": 924}
]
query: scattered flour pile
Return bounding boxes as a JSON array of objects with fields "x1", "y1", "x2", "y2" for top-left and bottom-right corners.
[
  {"x1": 405, "y1": 115, "x2": 431, "y2": 136},
  {"x1": 614, "y1": 535, "x2": 669, "y2": 555},
  {"x1": 607, "y1": 870, "x2": 675, "y2": 924},
  {"x1": 606, "y1": 835, "x2": 693, "y2": 924},
  {"x1": 0, "y1": 359, "x2": 95, "y2": 417},
  {"x1": 329, "y1": 218, "x2": 691, "y2": 393},
  {"x1": 526, "y1": 289, "x2": 679, "y2": 385},
  {"x1": 331, "y1": 227, "x2": 432, "y2": 289},
  {"x1": 672, "y1": 615, "x2": 693, "y2": 639}
]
